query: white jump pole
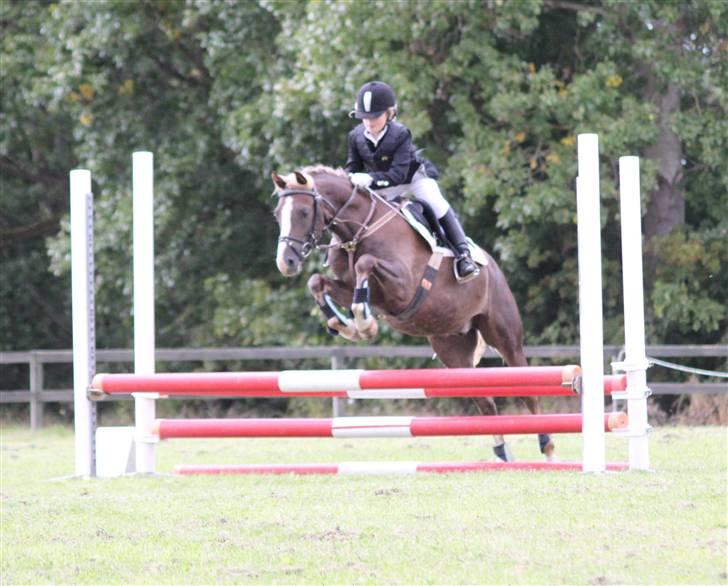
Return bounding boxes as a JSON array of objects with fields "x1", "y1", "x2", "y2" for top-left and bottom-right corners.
[
  {"x1": 132, "y1": 152, "x2": 157, "y2": 474},
  {"x1": 70, "y1": 169, "x2": 97, "y2": 477},
  {"x1": 576, "y1": 134, "x2": 606, "y2": 473},
  {"x1": 616, "y1": 156, "x2": 651, "y2": 470}
]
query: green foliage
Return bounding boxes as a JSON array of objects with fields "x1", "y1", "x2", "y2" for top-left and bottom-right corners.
[
  {"x1": 650, "y1": 229, "x2": 727, "y2": 340},
  {"x1": 38, "y1": 0, "x2": 282, "y2": 347},
  {"x1": 2, "y1": 0, "x2": 726, "y2": 355},
  {"x1": 1, "y1": 0, "x2": 77, "y2": 349}
]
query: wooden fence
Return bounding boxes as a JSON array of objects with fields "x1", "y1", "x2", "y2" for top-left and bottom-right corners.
[{"x1": 1, "y1": 345, "x2": 725, "y2": 429}]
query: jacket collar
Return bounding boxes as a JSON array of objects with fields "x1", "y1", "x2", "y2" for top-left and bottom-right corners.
[{"x1": 363, "y1": 123, "x2": 389, "y2": 147}]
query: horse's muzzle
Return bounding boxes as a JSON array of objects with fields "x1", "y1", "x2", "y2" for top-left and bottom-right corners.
[{"x1": 276, "y1": 241, "x2": 303, "y2": 276}]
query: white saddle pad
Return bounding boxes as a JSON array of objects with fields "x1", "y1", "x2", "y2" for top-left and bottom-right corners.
[{"x1": 401, "y1": 205, "x2": 489, "y2": 267}]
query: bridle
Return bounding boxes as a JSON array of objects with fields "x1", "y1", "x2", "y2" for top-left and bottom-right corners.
[
  {"x1": 275, "y1": 182, "x2": 388, "y2": 261},
  {"x1": 275, "y1": 187, "x2": 337, "y2": 260}
]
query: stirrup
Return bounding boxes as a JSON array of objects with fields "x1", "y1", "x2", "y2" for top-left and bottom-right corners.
[{"x1": 453, "y1": 254, "x2": 479, "y2": 283}]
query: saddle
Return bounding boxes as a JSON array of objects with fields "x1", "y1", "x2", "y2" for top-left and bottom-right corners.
[{"x1": 397, "y1": 198, "x2": 489, "y2": 267}]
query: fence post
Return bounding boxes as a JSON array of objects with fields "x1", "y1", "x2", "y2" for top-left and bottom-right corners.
[
  {"x1": 70, "y1": 169, "x2": 97, "y2": 477},
  {"x1": 617, "y1": 156, "x2": 651, "y2": 470},
  {"x1": 331, "y1": 350, "x2": 345, "y2": 417},
  {"x1": 29, "y1": 352, "x2": 43, "y2": 430},
  {"x1": 576, "y1": 134, "x2": 606, "y2": 473},
  {"x1": 132, "y1": 151, "x2": 157, "y2": 474}
]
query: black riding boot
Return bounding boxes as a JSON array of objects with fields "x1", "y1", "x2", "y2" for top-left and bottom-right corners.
[{"x1": 439, "y1": 209, "x2": 479, "y2": 282}]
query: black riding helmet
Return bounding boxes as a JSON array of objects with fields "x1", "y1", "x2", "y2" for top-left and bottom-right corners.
[{"x1": 349, "y1": 81, "x2": 396, "y2": 119}]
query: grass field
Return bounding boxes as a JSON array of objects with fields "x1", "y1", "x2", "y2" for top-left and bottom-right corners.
[{"x1": 1, "y1": 424, "x2": 726, "y2": 585}]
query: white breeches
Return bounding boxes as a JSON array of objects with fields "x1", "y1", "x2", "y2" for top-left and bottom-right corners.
[{"x1": 377, "y1": 165, "x2": 450, "y2": 218}]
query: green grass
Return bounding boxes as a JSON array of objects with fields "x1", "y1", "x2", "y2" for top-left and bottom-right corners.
[{"x1": 1, "y1": 425, "x2": 726, "y2": 585}]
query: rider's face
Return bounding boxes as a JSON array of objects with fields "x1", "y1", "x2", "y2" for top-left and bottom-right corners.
[{"x1": 362, "y1": 112, "x2": 388, "y2": 136}]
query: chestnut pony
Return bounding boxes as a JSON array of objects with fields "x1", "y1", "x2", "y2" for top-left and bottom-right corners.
[{"x1": 272, "y1": 166, "x2": 555, "y2": 461}]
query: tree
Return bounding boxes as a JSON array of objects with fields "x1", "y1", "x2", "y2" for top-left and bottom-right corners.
[
  {"x1": 2, "y1": 0, "x2": 725, "y2": 361},
  {"x1": 14, "y1": 0, "x2": 294, "y2": 350},
  {"x1": 229, "y1": 0, "x2": 726, "y2": 345},
  {"x1": 1, "y1": 1, "x2": 78, "y2": 350},
  {"x1": 543, "y1": 0, "x2": 728, "y2": 341}
]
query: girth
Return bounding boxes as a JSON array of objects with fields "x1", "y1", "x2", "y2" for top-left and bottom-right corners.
[{"x1": 393, "y1": 251, "x2": 444, "y2": 321}]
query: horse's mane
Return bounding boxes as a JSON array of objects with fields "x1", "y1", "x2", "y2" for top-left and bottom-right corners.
[
  {"x1": 299, "y1": 164, "x2": 347, "y2": 178},
  {"x1": 274, "y1": 165, "x2": 348, "y2": 192}
]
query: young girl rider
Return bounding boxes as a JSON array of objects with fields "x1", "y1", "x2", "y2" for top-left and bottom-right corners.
[{"x1": 345, "y1": 80, "x2": 478, "y2": 281}]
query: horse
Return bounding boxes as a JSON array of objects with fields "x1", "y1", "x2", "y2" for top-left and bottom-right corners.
[{"x1": 271, "y1": 165, "x2": 555, "y2": 461}]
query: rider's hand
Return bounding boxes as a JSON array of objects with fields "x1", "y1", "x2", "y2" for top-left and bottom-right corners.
[{"x1": 349, "y1": 173, "x2": 373, "y2": 188}]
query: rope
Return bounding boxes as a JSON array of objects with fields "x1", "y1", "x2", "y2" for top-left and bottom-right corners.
[{"x1": 647, "y1": 356, "x2": 728, "y2": 379}]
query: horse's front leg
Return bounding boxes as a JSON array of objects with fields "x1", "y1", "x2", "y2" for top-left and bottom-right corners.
[
  {"x1": 350, "y1": 254, "x2": 380, "y2": 340},
  {"x1": 307, "y1": 273, "x2": 363, "y2": 341}
]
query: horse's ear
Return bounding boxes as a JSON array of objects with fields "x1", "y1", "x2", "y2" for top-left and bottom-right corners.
[
  {"x1": 271, "y1": 171, "x2": 287, "y2": 190},
  {"x1": 294, "y1": 171, "x2": 308, "y2": 186}
]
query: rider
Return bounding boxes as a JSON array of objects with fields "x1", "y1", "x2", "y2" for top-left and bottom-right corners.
[{"x1": 345, "y1": 80, "x2": 478, "y2": 281}]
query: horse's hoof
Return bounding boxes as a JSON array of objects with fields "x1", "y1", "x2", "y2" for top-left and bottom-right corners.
[
  {"x1": 542, "y1": 442, "x2": 559, "y2": 461},
  {"x1": 327, "y1": 317, "x2": 359, "y2": 341},
  {"x1": 493, "y1": 443, "x2": 513, "y2": 462},
  {"x1": 358, "y1": 319, "x2": 378, "y2": 339},
  {"x1": 541, "y1": 437, "x2": 558, "y2": 461},
  {"x1": 539, "y1": 434, "x2": 556, "y2": 460}
]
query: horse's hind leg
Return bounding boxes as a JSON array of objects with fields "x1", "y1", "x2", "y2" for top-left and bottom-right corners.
[
  {"x1": 471, "y1": 395, "x2": 512, "y2": 462},
  {"x1": 428, "y1": 331, "x2": 511, "y2": 462},
  {"x1": 502, "y1": 352, "x2": 556, "y2": 460},
  {"x1": 474, "y1": 312, "x2": 556, "y2": 461},
  {"x1": 518, "y1": 396, "x2": 556, "y2": 461}
]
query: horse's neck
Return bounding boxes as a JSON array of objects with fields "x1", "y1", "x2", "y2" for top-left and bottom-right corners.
[
  {"x1": 325, "y1": 188, "x2": 379, "y2": 242},
  {"x1": 330, "y1": 191, "x2": 423, "y2": 258},
  {"x1": 315, "y1": 176, "x2": 410, "y2": 246}
]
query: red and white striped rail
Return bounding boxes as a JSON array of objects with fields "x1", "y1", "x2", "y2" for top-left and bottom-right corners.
[
  {"x1": 91, "y1": 384, "x2": 626, "y2": 399},
  {"x1": 174, "y1": 460, "x2": 630, "y2": 475},
  {"x1": 154, "y1": 412, "x2": 628, "y2": 439},
  {"x1": 89, "y1": 366, "x2": 627, "y2": 399}
]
